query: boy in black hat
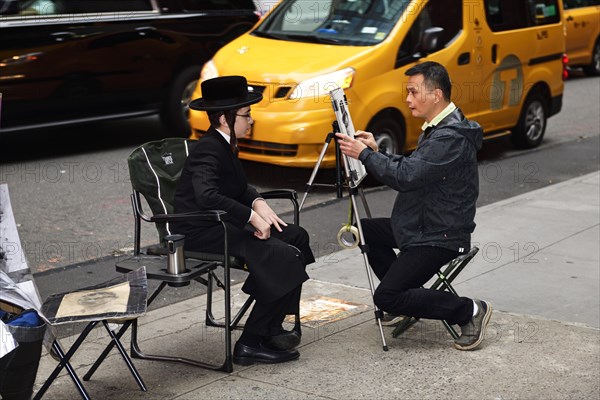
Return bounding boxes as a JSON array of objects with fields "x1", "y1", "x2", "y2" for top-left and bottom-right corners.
[{"x1": 173, "y1": 76, "x2": 314, "y2": 365}]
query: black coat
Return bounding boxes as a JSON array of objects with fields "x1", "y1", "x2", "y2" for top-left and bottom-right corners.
[
  {"x1": 173, "y1": 129, "x2": 310, "y2": 302},
  {"x1": 359, "y1": 108, "x2": 483, "y2": 251},
  {"x1": 174, "y1": 129, "x2": 260, "y2": 230}
]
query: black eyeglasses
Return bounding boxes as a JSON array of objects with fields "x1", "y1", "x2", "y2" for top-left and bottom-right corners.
[{"x1": 236, "y1": 112, "x2": 252, "y2": 119}]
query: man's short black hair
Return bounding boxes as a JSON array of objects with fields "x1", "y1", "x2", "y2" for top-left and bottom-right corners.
[{"x1": 405, "y1": 61, "x2": 452, "y2": 102}]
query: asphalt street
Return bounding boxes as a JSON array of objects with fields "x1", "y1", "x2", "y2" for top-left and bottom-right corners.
[{"x1": 0, "y1": 72, "x2": 599, "y2": 279}]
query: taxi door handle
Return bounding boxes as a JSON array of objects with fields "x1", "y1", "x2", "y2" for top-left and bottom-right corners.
[
  {"x1": 566, "y1": 15, "x2": 574, "y2": 22},
  {"x1": 491, "y1": 44, "x2": 498, "y2": 64}
]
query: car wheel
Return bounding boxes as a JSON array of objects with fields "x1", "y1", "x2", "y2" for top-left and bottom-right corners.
[
  {"x1": 511, "y1": 92, "x2": 547, "y2": 149},
  {"x1": 160, "y1": 66, "x2": 200, "y2": 137},
  {"x1": 366, "y1": 114, "x2": 405, "y2": 155},
  {"x1": 583, "y1": 40, "x2": 600, "y2": 76}
]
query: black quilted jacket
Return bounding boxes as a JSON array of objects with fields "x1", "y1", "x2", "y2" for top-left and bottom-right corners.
[{"x1": 359, "y1": 108, "x2": 483, "y2": 252}]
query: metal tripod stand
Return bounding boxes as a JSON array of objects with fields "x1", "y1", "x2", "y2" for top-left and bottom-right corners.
[{"x1": 300, "y1": 122, "x2": 389, "y2": 351}]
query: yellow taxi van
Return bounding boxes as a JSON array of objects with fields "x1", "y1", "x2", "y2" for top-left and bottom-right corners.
[
  {"x1": 563, "y1": 0, "x2": 600, "y2": 75},
  {"x1": 189, "y1": 0, "x2": 567, "y2": 167}
]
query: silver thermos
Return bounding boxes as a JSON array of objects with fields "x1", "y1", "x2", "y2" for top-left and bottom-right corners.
[{"x1": 165, "y1": 234, "x2": 186, "y2": 275}]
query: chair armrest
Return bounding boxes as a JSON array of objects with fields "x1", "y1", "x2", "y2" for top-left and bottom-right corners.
[
  {"x1": 146, "y1": 247, "x2": 245, "y2": 269},
  {"x1": 259, "y1": 189, "x2": 297, "y2": 201},
  {"x1": 259, "y1": 189, "x2": 299, "y2": 225},
  {"x1": 150, "y1": 210, "x2": 227, "y2": 224}
]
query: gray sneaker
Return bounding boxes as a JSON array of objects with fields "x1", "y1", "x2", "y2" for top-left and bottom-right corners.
[
  {"x1": 380, "y1": 313, "x2": 405, "y2": 326},
  {"x1": 454, "y1": 299, "x2": 493, "y2": 350}
]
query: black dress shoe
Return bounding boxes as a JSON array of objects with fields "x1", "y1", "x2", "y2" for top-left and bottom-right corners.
[
  {"x1": 264, "y1": 329, "x2": 301, "y2": 351},
  {"x1": 233, "y1": 341, "x2": 300, "y2": 366}
]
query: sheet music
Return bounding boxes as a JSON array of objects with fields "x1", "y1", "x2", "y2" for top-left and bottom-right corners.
[{"x1": 329, "y1": 88, "x2": 367, "y2": 188}]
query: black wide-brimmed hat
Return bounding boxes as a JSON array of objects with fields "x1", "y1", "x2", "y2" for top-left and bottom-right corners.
[{"x1": 189, "y1": 76, "x2": 262, "y2": 112}]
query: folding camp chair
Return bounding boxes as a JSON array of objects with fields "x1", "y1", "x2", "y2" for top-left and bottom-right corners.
[
  {"x1": 86, "y1": 138, "x2": 301, "y2": 374},
  {"x1": 34, "y1": 267, "x2": 147, "y2": 400},
  {"x1": 391, "y1": 247, "x2": 480, "y2": 339}
]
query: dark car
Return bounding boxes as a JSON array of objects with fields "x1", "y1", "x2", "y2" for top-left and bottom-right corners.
[{"x1": 0, "y1": 0, "x2": 259, "y2": 136}]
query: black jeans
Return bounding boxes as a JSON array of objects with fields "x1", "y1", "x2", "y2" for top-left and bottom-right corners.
[{"x1": 362, "y1": 218, "x2": 473, "y2": 326}]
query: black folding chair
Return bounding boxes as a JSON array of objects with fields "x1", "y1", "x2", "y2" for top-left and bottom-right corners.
[
  {"x1": 34, "y1": 268, "x2": 147, "y2": 400},
  {"x1": 86, "y1": 138, "x2": 301, "y2": 374},
  {"x1": 391, "y1": 247, "x2": 480, "y2": 338}
]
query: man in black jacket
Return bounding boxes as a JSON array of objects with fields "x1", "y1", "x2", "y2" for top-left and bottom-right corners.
[
  {"x1": 337, "y1": 61, "x2": 491, "y2": 350},
  {"x1": 173, "y1": 76, "x2": 314, "y2": 364}
]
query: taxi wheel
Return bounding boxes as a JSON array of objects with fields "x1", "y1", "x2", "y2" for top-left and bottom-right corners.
[
  {"x1": 160, "y1": 66, "x2": 200, "y2": 137},
  {"x1": 583, "y1": 40, "x2": 600, "y2": 76},
  {"x1": 511, "y1": 92, "x2": 547, "y2": 149},
  {"x1": 367, "y1": 115, "x2": 405, "y2": 155}
]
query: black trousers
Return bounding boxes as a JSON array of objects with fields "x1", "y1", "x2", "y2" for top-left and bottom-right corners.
[
  {"x1": 362, "y1": 218, "x2": 473, "y2": 326},
  {"x1": 244, "y1": 284, "x2": 303, "y2": 337},
  {"x1": 184, "y1": 223, "x2": 314, "y2": 337}
]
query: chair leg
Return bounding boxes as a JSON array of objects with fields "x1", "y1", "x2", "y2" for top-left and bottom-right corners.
[
  {"x1": 206, "y1": 295, "x2": 253, "y2": 330},
  {"x1": 34, "y1": 322, "x2": 98, "y2": 400},
  {"x1": 205, "y1": 270, "x2": 253, "y2": 330},
  {"x1": 390, "y1": 274, "x2": 459, "y2": 339},
  {"x1": 391, "y1": 316, "x2": 419, "y2": 338},
  {"x1": 124, "y1": 280, "x2": 233, "y2": 371},
  {"x1": 83, "y1": 320, "x2": 133, "y2": 381},
  {"x1": 434, "y1": 275, "x2": 461, "y2": 338},
  {"x1": 293, "y1": 313, "x2": 302, "y2": 335},
  {"x1": 85, "y1": 282, "x2": 171, "y2": 382},
  {"x1": 222, "y1": 259, "x2": 233, "y2": 373},
  {"x1": 101, "y1": 321, "x2": 147, "y2": 391},
  {"x1": 231, "y1": 297, "x2": 254, "y2": 328},
  {"x1": 205, "y1": 269, "x2": 301, "y2": 335},
  {"x1": 441, "y1": 320, "x2": 460, "y2": 340},
  {"x1": 205, "y1": 270, "x2": 216, "y2": 323}
]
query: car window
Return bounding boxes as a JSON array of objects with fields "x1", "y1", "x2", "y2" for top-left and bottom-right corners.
[
  {"x1": 0, "y1": 0, "x2": 154, "y2": 15},
  {"x1": 179, "y1": 0, "x2": 256, "y2": 11},
  {"x1": 484, "y1": 0, "x2": 561, "y2": 31},
  {"x1": 254, "y1": 0, "x2": 412, "y2": 46},
  {"x1": 564, "y1": 0, "x2": 600, "y2": 9},
  {"x1": 396, "y1": 0, "x2": 462, "y2": 65}
]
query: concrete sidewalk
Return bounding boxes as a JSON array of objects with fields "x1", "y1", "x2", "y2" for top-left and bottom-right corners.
[{"x1": 32, "y1": 172, "x2": 600, "y2": 399}]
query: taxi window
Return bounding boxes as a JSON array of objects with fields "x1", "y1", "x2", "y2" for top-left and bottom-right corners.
[
  {"x1": 254, "y1": 0, "x2": 412, "y2": 46},
  {"x1": 485, "y1": 0, "x2": 561, "y2": 31},
  {"x1": 396, "y1": 0, "x2": 462, "y2": 66},
  {"x1": 563, "y1": 0, "x2": 600, "y2": 9}
]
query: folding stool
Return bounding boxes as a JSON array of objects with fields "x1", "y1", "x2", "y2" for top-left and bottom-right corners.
[
  {"x1": 391, "y1": 247, "x2": 480, "y2": 338},
  {"x1": 34, "y1": 268, "x2": 148, "y2": 400}
]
